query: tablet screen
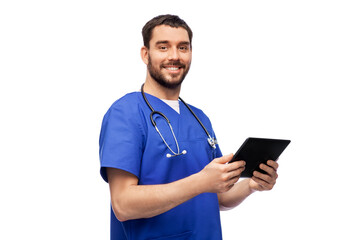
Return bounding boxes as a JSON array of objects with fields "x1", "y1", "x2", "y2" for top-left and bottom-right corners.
[{"x1": 230, "y1": 137, "x2": 291, "y2": 178}]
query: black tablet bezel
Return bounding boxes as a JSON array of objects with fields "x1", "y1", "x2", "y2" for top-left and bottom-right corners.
[{"x1": 229, "y1": 137, "x2": 291, "y2": 178}]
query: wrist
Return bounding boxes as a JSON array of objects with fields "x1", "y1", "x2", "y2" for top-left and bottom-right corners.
[
  {"x1": 192, "y1": 171, "x2": 208, "y2": 194},
  {"x1": 247, "y1": 178, "x2": 257, "y2": 194}
]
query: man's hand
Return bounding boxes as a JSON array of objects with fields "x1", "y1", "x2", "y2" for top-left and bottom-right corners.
[
  {"x1": 197, "y1": 154, "x2": 246, "y2": 193},
  {"x1": 249, "y1": 160, "x2": 279, "y2": 191}
]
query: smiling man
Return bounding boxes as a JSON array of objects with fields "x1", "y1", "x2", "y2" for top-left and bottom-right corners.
[
  {"x1": 99, "y1": 14, "x2": 279, "y2": 240},
  {"x1": 144, "y1": 25, "x2": 191, "y2": 90}
]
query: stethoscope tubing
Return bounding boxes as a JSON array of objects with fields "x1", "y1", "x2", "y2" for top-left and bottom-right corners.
[
  {"x1": 141, "y1": 84, "x2": 216, "y2": 157},
  {"x1": 178, "y1": 96, "x2": 212, "y2": 140}
]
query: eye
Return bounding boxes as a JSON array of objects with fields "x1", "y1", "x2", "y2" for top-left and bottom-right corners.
[
  {"x1": 158, "y1": 45, "x2": 168, "y2": 51},
  {"x1": 179, "y1": 45, "x2": 189, "y2": 52}
]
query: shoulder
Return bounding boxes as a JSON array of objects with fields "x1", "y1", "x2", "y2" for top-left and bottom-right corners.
[
  {"x1": 104, "y1": 92, "x2": 143, "y2": 118},
  {"x1": 101, "y1": 92, "x2": 147, "y2": 132},
  {"x1": 108, "y1": 92, "x2": 141, "y2": 111}
]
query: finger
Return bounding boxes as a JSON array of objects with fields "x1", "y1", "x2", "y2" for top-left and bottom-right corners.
[
  {"x1": 251, "y1": 176, "x2": 273, "y2": 190},
  {"x1": 259, "y1": 163, "x2": 278, "y2": 178},
  {"x1": 226, "y1": 160, "x2": 246, "y2": 171},
  {"x1": 253, "y1": 170, "x2": 276, "y2": 184},
  {"x1": 266, "y1": 160, "x2": 279, "y2": 170},
  {"x1": 228, "y1": 174, "x2": 241, "y2": 186},
  {"x1": 222, "y1": 168, "x2": 242, "y2": 183},
  {"x1": 228, "y1": 167, "x2": 245, "y2": 179},
  {"x1": 214, "y1": 154, "x2": 233, "y2": 164}
]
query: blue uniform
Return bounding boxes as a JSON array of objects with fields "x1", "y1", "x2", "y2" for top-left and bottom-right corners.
[{"x1": 99, "y1": 92, "x2": 223, "y2": 240}]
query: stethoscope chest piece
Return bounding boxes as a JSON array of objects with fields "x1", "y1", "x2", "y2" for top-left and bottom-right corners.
[{"x1": 207, "y1": 137, "x2": 218, "y2": 149}]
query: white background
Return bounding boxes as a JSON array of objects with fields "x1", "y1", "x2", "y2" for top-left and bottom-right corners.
[{"x1": 1, "y1": 0, "x2": 359, "y2": 239}]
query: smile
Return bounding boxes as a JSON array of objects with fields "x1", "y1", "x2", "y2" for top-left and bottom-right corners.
[
  {"x1": 162, "y1": 62, "x2": 185, "y2": 71},
  {"x1": 165, "y1": 67, "x2": 180, "y2": 71}
]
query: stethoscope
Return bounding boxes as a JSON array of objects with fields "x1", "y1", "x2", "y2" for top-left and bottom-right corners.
[{"x1": 141, "y1": 84, "x2": 217, "y2": 158}]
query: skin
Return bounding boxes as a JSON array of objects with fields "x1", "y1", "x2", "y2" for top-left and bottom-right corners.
[
  {"x1": 107, "y1": 25, "x2": 279, "y2": 222},
  {"x1": 140, "y1": 25, "x2": 192, "y2": 100}
]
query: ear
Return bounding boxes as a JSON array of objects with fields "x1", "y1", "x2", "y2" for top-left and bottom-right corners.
[{"x1": 140, "y1": 46, "x2": 149, "y2": 65}]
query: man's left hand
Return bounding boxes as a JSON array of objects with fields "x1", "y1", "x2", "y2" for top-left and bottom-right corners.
[{"x1": 249, "y1": 160, "x2": 279, "y2": 191}]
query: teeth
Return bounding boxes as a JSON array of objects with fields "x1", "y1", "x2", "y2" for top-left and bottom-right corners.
[{"x1": 166, "y1": 67, "x2": 179, "y2": 70}]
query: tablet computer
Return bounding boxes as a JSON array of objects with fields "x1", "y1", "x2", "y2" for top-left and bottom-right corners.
[{"x1": 229, "y1": 137, "x2": 291, "y2": 178}]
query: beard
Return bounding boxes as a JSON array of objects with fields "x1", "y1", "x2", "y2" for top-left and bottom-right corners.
[{"x1": 147, "y1": 55, "x2": 191, "y2": 89}]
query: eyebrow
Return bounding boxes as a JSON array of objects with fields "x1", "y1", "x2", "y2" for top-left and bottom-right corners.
[{"x1": 155, "y1": 40, "x2": 190, "y2": 46}]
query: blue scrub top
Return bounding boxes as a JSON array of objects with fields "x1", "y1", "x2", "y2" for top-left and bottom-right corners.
[{"x1": 99, "y1": 92, "x2": 223, "y2": 240}]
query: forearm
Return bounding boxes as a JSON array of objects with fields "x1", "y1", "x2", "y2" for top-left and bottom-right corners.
[
  {"x1": 112, "y1": 173, "x2": 203, "y2": 221},
  {"x1": 217, "y1": 178, "x2": 255, "y2": 211},
  {"x1": 109, "y1": 154, "x2": 245, "y2": 221}
]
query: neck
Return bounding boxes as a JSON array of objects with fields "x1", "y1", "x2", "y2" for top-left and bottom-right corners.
[{"x1": 143, "y1": 74, "x2": 181, "y2": 100}]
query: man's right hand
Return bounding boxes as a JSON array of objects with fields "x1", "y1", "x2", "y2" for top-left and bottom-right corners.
[{"x1": 197, "y1": 154, "x2": 245, "y2": 193}]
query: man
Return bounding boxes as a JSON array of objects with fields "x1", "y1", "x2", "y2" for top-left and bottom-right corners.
[{"x1": 99, "y1": 14, "x2": 278, "y2": 240}]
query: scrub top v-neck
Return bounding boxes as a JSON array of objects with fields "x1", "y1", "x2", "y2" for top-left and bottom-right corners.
[{"x1": 99, "y1": 92, "x2": 223, "y2": 240}]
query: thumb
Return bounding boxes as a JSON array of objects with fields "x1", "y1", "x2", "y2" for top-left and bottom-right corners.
[{"x1": 214, "y1": 153, "x2": 234, "y2": 164}]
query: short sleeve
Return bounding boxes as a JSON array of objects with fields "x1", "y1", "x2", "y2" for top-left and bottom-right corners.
[{"x1": 99, "y1": 98, "x2": 145, "y2": 182}]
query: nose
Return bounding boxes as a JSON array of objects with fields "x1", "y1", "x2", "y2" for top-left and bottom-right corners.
[{"x1": 167, "y1": 47, "x2": 179, "y2": 60}]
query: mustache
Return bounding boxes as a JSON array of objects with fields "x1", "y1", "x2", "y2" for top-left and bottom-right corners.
[{"x1": 161, "y1": 61, "x2": 186, "y2": 68}]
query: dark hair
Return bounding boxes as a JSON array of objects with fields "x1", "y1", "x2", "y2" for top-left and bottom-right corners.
[{"x1": 142, "y1": 14, "x2": 193, "y2": 49}]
